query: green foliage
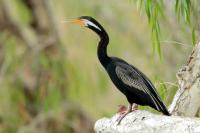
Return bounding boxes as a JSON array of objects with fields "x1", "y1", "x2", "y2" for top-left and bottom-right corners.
[
  {"x1": 157, "y1": 80, "x2": 167, "y2": 100},
  {"x1": 43, "y1": 86, "x2": 62, "y2": 112},
  {"x1": 175, "y1": 0, "x2": 191, "y2": 23},
  {"x1": 192, "y1": 28, "x2": 196, "y2": 46},
  {"x1": 135, "y1": 0, "x2": 164, "y2": 58},
  {"x1": 134, "y1": 0, "x2": 195, "y2": 57},
  {"x1": 175, "y1": 0, "x2": 196, "y2": 46},
  {"x1": 12, "y1": 0, "x2": 32, "y2": 25}
]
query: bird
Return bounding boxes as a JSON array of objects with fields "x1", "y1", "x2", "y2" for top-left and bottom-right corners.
[{"x1": 67, "y1": 16, "x2": 170, "y2": 124}]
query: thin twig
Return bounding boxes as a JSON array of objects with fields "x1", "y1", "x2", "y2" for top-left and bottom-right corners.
[
  {"x1": 159, "y1": 82, "x2": 178, "y2": 87},
  {"x1": 161, "y1": 40, "x2": 193, "y2": 48},
  {"x1": 154, "y1": 81, "x2": 178, "y2": 87}
]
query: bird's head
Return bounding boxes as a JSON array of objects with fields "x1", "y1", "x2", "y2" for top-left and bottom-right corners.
[{"x1": 64, "y1": 16, "x2": 106, "y2": 37}]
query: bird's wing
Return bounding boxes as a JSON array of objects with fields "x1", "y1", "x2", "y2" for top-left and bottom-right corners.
[
  {"x1": 115, "y1": 65, "x2": 146, "y2": 93},
  {"x1": 115, "y1": 63, "x2": 166, "y2": 112}
]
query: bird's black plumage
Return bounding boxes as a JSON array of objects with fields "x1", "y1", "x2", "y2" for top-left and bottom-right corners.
[
  {"x1": 107, "y1": 58, "x2": 170, "y2": 115},
  {"x1": 75, "y1": 16, "x2": 170, "y2": 121}
]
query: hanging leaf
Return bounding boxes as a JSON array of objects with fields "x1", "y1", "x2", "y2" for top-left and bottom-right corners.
[
  {"x1": 135, "y1": 0, "x2": 164, "y2": 59},
  {"x1": 192, "y1": 28, "x2": 196, "y2": 46}
]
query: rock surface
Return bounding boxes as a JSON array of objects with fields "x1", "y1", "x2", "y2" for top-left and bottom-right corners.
[{"x1": 94, "y1": 110, "x2": 200, "y2": 133}]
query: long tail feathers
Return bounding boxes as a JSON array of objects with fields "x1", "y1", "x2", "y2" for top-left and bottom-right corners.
[
  {"x1": 158, "y1": 101, "x2": 171, "y2": 116},
  {"x1": 154, "y1": 96, "x2": 171, "y2": 116}
]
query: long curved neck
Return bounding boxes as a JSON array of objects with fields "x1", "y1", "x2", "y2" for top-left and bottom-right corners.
[{"x1": 97, "y1": 32, "x2": 110, "y2": 67}]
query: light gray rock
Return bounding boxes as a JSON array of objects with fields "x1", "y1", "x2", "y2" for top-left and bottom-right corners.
[{"x1": 94, "y1": 110, "x2": 200, "y2": 133}]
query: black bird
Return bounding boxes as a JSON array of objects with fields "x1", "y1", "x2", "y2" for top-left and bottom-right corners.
[{"x1": 68, "y1": 16, "x2": 170, "y2": 124}]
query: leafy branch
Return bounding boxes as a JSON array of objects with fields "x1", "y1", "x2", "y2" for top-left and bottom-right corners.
[{"x1": 134, "y1": 0, "x2": 195, "y2": 57}]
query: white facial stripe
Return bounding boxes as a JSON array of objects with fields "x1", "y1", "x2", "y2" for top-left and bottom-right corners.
[{"x1": 82, "y1": 19, "x2": 101, "y2": 31}]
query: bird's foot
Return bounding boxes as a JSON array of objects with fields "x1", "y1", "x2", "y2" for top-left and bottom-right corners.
[
  {"x1": 116, "y1": 103, "x2": 136, "y2": 125},
  {"x1": 117, "y1": 105, "x2": 127, "y2": 115},
  {"x1": 116, "y1": 109, "x2": 132, "y2": 125},
  {"x1": 117, "y1": 103, "x2": 138, "y2": 115}
]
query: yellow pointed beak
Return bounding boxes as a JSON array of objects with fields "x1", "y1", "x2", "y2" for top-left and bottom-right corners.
[
  {"x1": 71, "y1": 19, "x2": 85, "y2": 26},
  {"x1": 61, "y1": 19, "x2": 85, "y2": 27}
]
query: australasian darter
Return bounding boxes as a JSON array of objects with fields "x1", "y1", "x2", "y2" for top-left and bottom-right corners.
[{"x1": 67, "y1": 16, "x2": 170, "y2": 125}]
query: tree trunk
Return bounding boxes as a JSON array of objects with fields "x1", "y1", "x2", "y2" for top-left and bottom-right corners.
[{"x1": 169, "y1": 42, "x2": 200, "y2": 117}]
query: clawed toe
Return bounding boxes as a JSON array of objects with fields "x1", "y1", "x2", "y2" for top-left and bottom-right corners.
[
  {"x1": 116, "y1": 103, "x2": 138, "y2": 125},
  {"x1": 117, "y1": 105, "x2": 127, "y2": 115}
]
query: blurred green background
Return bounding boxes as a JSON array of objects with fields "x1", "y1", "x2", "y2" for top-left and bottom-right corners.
[{"x1": 0, "y1": 0, "x2": 198, "y2": 132}]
